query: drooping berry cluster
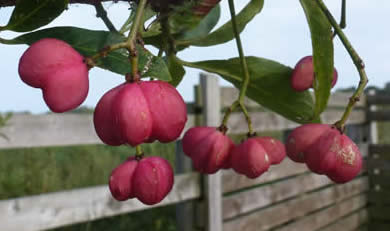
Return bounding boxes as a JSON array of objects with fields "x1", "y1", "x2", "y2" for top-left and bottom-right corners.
[
  {"x1": 182, "y1": 127, "x2": 286, "y2": 178},
  {"x1": 286, "y1": 124, "x2": 363, "y2": 183},
  {"x1": 18, "y1": 38, "x2": 187, "y2": 205}
]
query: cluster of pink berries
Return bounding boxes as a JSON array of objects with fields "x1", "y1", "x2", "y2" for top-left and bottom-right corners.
[
  {"x1": 18, "y1": 39, "x2": 362, "y2": 206},
  {"x1": 183, "y1": 127, "x2": 286, "y2": 178},
  {"x1": 18, "y1": 38, "x2": 187, "y2": 205},
  {"x1": 286, "y1": 124, "x2": 363, "y2": 183}
]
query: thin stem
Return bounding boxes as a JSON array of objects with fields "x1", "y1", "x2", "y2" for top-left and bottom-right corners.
[
  {"x1": 94, "y1": 1, "x2": 118, "y2": 33},
  {"x1": 126, "y1": 0, "x2": 148, "y2": 79},
  {"x1": 340, "y1": 0, "x2": 347, "y2": 29},
  {"x1": 316, "y1": 0, "x2": 368, "y2": 130},
  {"x1": 228, "y1": 0, "x2": 253, "y2": 135},
  {"x1": 135, "y1": 145, "x2": 144, "y2": 159},
  {"x1": 221, "y1": 101, "x2": 239, "y2": 129}
]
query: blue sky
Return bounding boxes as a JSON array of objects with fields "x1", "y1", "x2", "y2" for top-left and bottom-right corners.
[{"x1": 0, "y1": 0, "x2": 389, "y2": 114}]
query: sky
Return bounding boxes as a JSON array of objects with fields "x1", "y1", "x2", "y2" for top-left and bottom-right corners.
[{"x1": 0, "y1": 0, "x2": 389, "y2": 114}]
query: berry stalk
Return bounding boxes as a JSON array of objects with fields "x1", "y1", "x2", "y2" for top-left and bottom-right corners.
[
  {"x1": 315, "y1": 0, "x2": 368, "y2": 131},
  {"x1": 227, "y1": 0, "x2": 254, "y2": 135},
  {"x1": 126, "y1": 0, "x2": 148, "y2": 80}
]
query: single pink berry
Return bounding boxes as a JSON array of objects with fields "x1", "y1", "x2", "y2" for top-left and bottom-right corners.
[
  {"x1": 305, "y1": 128, "x2": 342, "y2": 175},
  {"x1": 286, "y1": 123, "x2": 332, "y2": 163},
  {"x1": 94, "y1": 80, "x2": 187, "y2": 147},
  {"x1": 112, "y1": 83, "x2": 153, "y2": 146},
  {"x1": 326, "y1": 135, "x2": 363, "y2": 183},
  {"x1": 140, "y1": 80, "x2": 187, "y2": 143},
  {"x1": 231, "y1": 138, "x2": 271, "y2": 179},
  {"x1": 182, "y1": 127, "x2": 234, "y2": 174},
  {"x1": 18, "y1": 38, "x2": 89, "y2": 112},
  {"x1": 108, "y1": 157, "x2": 138, "y2": 201},
  {"x1": 290, "y1": 56, "x2": 338, "y2": 92},
  {"x1": 132, "y1": 156, "x2": 174, "y2": 205},
  {"x1": 254, "y1": 137, "x2": 286, "y2": 165},
  {"x1": 93, "y1": 84, "x2": 126, "y2": 146}
]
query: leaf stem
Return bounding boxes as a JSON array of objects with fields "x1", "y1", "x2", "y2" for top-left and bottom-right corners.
[
  {"x1": 315, "y1": 0, "x2": 368, "y2": 131},
  {"x1": 227, "y1": 0, "x2": 254, "y2": 135},
  {"x1": 94, "y1": 1, "x2": 118, "y2": 33}
]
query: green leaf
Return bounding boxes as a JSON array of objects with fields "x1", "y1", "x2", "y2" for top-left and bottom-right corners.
[
  {"x1": 4, "y1": 0, "x2": 68, "y2": 32},
  {"x1": 182, "y1": 57, "x2": 315, "y2": 123},
  {"x1": 11, "y1": 27, "x2": 171, "y2": 81},
  {"x1": 300, "y1": 0, "x2": 334, "y2": 119},
  {"x1": 166, "y1": 55, "x2": 186, "y2": 87},
  {"x1": 180, "y1": 0, "x2": 264, "y2": 47},
  {"x1": 177, "y1": 4, "x2": 221, "y2": 41}
]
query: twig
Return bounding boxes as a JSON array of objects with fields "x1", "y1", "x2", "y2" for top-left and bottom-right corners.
[
  {"x1": 93, "y1": 1, "x2": 118, "y2": 32},
  {"x1": 315, "y1": 0, "x2": 368, "y2": 131},
  {"x1": 227, "y1": 0, "x2": 253, "y2": 135}
]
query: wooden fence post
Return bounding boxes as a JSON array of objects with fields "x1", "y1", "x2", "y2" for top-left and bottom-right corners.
[
  {"x1": 175, "y1": 140, "x2": 195, "y2": 231},
  {"x1": 200, "y1": 73, "x2": 223, "y2": 231}
]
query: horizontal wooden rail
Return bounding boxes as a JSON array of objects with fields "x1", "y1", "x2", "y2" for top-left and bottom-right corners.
[
  {"x1": 0, "y1": 109, "x2": 365, "y2": 149},
  {"x1": 0, "y1": 172, "x2": 200, "y2": 231},
  {"x1": 366, "y1": 94, "x2": 390, "y2": 105},
  {"x1": 223, "y1": 177, "x2": 368, "y2": 231},
  {"x1": 367, "y1": 110, "x2": 390, "y2": 121}
]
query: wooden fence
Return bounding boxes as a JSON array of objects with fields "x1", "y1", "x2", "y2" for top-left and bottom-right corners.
[
  {"x1": 0, "y1": 73, "x2": 380, "y2": 231},
  {"x1": 366, "y1": 92, "x2": 390, "y2": 231}
]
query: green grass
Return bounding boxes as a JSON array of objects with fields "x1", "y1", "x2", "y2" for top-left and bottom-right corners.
[{"x1": 0, "y1": 143, "x2": 175, "y2": 199}]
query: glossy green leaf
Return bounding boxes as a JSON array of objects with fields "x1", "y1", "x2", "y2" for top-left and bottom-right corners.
[
  {"x1": 300, "y1": 0, "x2": 334, "y2": 119},
  {"x1": 182, "y1": 57, "x2": 315, "y2": 123},
  {"x1": 177, "y1": 4, "x2": 221, "y2": 41},
  {"x1": 180, "y1": 0, "x2": 264, "y2": 47},
  {"x1": 11, "y1": 27, "x2": 171, "y2": 81},
  {"x1": 5, "y1": 0, "x2": 68, "y2": 32},
  {"x1": 166, "y1": 55, "x2": 186, "y2": 87}
]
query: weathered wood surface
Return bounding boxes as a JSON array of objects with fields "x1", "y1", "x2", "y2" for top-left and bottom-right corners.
[
  {"x1": 220, "y1": 88, "x2": 366, "y2": 108},
  {"x1": 223, "y1": 172, "x2": 333, "y2": 220},
  {"x1": 0, "y1": 172, "x2": 200, "y2": 231},
  {"x1": 368, "y1": 223, "x2": 390, "y2": 231},
  {"x1": 368, "y1": 191, "x2": 390, "y2": 205},
  {"x1": 272, "y1": 194, "x2": 367, "y2": 231},
  {"x1": 366, "y1": 94, "x2": 390, "y2": 105},
  {"x1": 369, "y1": 205, "x2": 390, "y2": 221},
  {"x1": 318, "y1": 209, "x2": 368, "y2": 231},
  {"x1": 223, "y1": 177, "x2": 368, "y2": 231},
  {"x1": 0, "y1": 113, "x2": 196, "y2": 149},
  {"x1": 200, "y1": 74, "x2": 222, "y2": 231}
]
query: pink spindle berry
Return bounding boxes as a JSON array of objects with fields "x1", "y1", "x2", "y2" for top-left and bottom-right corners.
[
  {"x1": 231, "y1": 138, "x2": 271, "y2": 179},
  {"x1": 18, "y1": 38, "x2": 89, "y2": 112},
  {"x1": 94, "y1": 80, "x2": 187, "y2": 147},
  {"x1": 254, "y1": 137, "x2": 286, "y2": 165},
  {"x1": 109, "y1": 157, "x2": 138, "y2": 201},
  {"x1": 108, "y1": 156, "x2": 174, "y2": 205},
  {"x1": 182, "y1": 127, "x2": 234, "y2": 174},
  {"x1": 133, "y1": 156, "x2": 174, "y2": 205},
  {"x1": 290, "y1": 56, "x2": 338, "y2": 92},
  {"x1": 305, "y1": 129, "x2": 363, "y2": 182},
  {"x1": 286, "y1": 123, "x2": 332, "y2": 163},
  {"x1": 305, "y1": 128, "x2": 341, "y2": 174},
  {"x1": 140, "y1": 81, "x2": 187, "y2": 143}
]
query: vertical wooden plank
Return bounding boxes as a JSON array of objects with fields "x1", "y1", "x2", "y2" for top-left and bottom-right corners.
[
  {"x1": 367, "y1": 90, "x2": 378, "y2": 144},
  {"x1": 175, "y1": 140, "x2": 195, "y2": 231},
  {"x1": 200, "y1": 73, "x2": 222, "y2": 231}
]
